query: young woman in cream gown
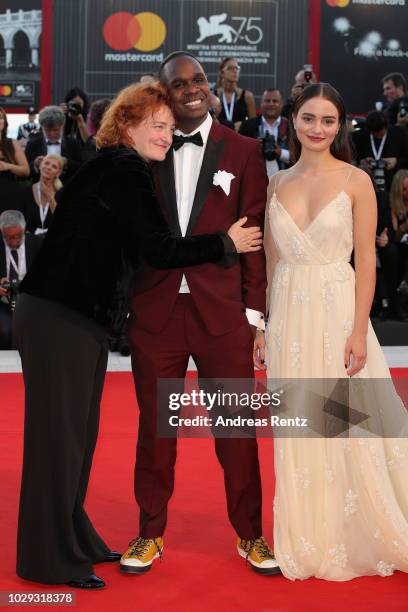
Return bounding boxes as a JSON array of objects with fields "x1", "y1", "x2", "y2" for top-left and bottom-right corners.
[{"x1": 262, "y1": 83, "x2": 408, "y2": 581}]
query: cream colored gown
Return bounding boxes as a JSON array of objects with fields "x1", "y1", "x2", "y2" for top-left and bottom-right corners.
[{"x1": 266, "y1": 176, "x2": 408, "y2": 581}]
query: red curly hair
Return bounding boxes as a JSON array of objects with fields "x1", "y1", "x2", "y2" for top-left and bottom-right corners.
[{"x1": 96, "y1": 81, "x2": 171, "y2": 148}]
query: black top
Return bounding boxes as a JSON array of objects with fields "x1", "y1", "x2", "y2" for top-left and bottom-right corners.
[
  {"x1": 216, "y1": 89, "x2": 249, "y2": 128},
  {"x1": 21, "y1": 147, "x2": 231, "y2": 328},
  {"x1": 20, "y1": 185, "x2": 54, "y2": 234}
]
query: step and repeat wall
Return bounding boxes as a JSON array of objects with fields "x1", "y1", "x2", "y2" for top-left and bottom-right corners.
[
  {"x1": 0, "y1": 0, "x2": 41, "y2": 108},
  {"x1": 320, "y1": 0, "x2": 408, "y2": 114},
  {"x1": 51, "y1": 0, "x2": 309, "y2": 106}
]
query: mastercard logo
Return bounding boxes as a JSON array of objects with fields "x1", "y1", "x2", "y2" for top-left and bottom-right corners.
[
  {"x1": 0, "y1": 85, "x2": 12, "y2": 96},
  {"x1": 326, "y1": 0, "x2": 350, "y2": 6},
  {"x1": 103, "y1": 11, "x2": 166, "y2": 52}
]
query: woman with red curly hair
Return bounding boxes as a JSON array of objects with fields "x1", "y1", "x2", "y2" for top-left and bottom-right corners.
[{"x1": 13, "y1": 82, "x2": 261, "y2": 590}]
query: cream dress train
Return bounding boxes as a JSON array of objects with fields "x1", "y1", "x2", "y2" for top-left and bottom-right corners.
[{"x1": 265, "y1": 171, "x2": 408, "y2": 580}]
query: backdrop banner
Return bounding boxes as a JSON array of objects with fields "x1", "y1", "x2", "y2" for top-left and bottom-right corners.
[
  {"x1": 0, "y1": 0, "x2": 41, "y2": 108},
  {"x1": 320, "y1": 0, "x2": 408, "y2": 114}
]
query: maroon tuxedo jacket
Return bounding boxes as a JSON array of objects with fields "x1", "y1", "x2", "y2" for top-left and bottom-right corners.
[{"x1": 129, "y1": 120, "x2": 268, "y2": 336}]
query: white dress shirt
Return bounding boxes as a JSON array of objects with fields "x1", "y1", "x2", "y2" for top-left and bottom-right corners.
[
  {"x1": 260, "y1": 116, "x2": 290, "y2": 178},
  {"x1": 172, "y1": 113, "x2": 264, "y2": 329},
  {"x1": 46, "y1": 141, "x2": 62, "y2": 157}
]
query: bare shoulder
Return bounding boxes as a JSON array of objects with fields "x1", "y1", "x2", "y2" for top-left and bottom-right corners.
[
  {"x1": 347, "y1": 166, "x2": 376, "y2": 214},
  {"x1": 267, "y1": 170, "x2": 286, "y2": 197},
  {"x1": 348, "y1": 165, "x2": 374, "y2": 196}
]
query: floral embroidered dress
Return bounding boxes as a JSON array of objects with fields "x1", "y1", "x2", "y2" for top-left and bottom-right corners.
[{"x1": 266, "y1": 171, "x2": 408, "y2": 580}]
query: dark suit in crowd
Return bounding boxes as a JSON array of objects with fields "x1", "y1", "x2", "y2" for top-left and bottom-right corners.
[
  {"x1": 352, "y1": 125, "x2": 408, "y2": 191},
  {"x1": 0, "y1": 233, "x2": 42, "y2": 348},
  {"x1": 25, "y1": 133, "x2": 83, "y2": 184}
]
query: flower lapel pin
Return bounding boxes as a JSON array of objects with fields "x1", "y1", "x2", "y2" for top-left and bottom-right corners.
[{"x1": 213, "y1": 170, "x2": 235, "y2": 196}]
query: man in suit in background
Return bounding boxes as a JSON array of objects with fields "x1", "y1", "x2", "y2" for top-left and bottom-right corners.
[
  {"x1": 25, "y1": 106, "x2": 82, "y2": 184},
  {"x1": 121, "y1": 52, "x2": 280, "y2": 577},
  {"x1": 239, "y1": 88, "x2": 290, "y2": 177},
  {"x1": 0, "y1": 210, "x2": 42, "y2": 348}
]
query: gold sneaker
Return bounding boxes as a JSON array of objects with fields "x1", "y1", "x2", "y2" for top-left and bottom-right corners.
[
  {"x1": 120, "y1": 536, "x2": 163, "y2": 574},
  {"x1": 237, "y1": 537, "x2": 281, "y2": 575}
]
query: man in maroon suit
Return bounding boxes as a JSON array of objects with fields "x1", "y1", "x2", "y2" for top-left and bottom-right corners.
[{"x1": 122, "y1": 52, "x2": 280, "y2": 575}]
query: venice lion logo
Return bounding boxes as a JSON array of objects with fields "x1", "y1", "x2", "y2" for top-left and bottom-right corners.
[{"x1": 196, "y1": 13, "x2": 238, "y2": 43}]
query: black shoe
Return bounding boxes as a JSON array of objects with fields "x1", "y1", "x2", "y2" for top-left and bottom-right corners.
[
  {"x1": 103, "y1": 551, "x2": 121, "y2": 562},
  {"x1": 66, "y1": 574, "x2": 105, "y2": 589}
]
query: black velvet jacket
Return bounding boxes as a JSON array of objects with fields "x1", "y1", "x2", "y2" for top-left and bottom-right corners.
[{"x1": 21, "y1": 147, "x2": 231, "y2": 328}]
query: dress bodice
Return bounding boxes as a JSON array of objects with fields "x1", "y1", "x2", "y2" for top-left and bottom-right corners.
[{"x1": 268, "y1": 190, "x2": 353, "y2": 266}]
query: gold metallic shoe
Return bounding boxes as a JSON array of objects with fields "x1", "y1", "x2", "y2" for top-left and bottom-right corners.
[
  {"x1": 237, "y1": 536, "x2": 281, "y2": 575},
  {"x1": 120, "y1": 536, "x2": 163, "y2": 574}
]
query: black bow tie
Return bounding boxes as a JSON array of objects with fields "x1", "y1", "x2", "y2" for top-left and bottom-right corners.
[
  {"x1": 47, "y1": 140, "x2": 60, "y2": 145},
  {"x1": 172, "y1": 132, "x2": 203, "y2": 151}
]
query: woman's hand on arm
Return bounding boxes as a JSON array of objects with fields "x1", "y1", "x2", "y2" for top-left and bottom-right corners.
[{"x1": 227, "y1": 217, "x2": 262, "y2": 252}]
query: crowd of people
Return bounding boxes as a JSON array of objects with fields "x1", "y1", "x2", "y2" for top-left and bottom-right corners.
[{"x1": 1, "y1": 63, "x2": 408, "y2": 351}]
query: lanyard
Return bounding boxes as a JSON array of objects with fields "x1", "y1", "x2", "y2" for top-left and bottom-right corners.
[
  {"x1": 370, "y1": 133, "x2": 386, "y2": 161},
  {"x1": 36, "y1": 183, "x2": 50, "y2": 228},
  {"x1": 222, "y1": 91, "x2": 236, "y2": 123},
  {"x1": 8, "y1": 248, "x2": 22, "y2": 279}
]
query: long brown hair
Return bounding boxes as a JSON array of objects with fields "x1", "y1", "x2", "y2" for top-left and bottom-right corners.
[
  {"x1": 390, "y1": 169, "x2": 408, "y2": 220},
  {"x1": 0, "y1": 107, "x2": 16, "y2": 164},
  {"x1": 96, "y1": 82, "x2": 170, "y2": 149},
  {"x1": 289, "y1": 83, "x2": 351, "y2": 163}
]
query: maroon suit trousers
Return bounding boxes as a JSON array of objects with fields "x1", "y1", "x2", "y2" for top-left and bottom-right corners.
[{"x1": 129, "y1": 295, "x2": 262, "y2": 539}]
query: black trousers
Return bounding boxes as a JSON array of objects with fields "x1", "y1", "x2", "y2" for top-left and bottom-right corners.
[
  {"x1": 13, "y1": 294, "x2": 110, "y2": 584},
  {"x1": 0, "y1": 301, "x2": 12, "y2": 349}
]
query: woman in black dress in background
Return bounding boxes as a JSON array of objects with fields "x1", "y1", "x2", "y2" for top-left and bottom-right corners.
[
  {"x1": 214, "y1": 57, "x2": 256, "y2": 131},
  {"x1": 0, "y1": 107, "x2": 30, "y2": 213},
  {"x1": 14, "y1": 82, "x2": 262, "y2": 590},
  {"x1": 20, "y1": 154, "x2": 64, "y2": 235}
]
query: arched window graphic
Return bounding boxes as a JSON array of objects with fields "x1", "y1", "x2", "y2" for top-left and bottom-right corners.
[{"x1": 13, "y1": 30, "x2": 30, "y2": 69}]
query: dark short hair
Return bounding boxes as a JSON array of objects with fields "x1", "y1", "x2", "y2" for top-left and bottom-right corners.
[
  {"x1": 262, "y1": 88, "x2": 282, "y2": 97},
  {"x1": 158, "y1": 52, "x2": 204, "y2": 80},
  {"x1": 382, "y1": 72, "x2": 407, "y2": 93},
  {"x1": 365, "y1": 110, "x2": 388, "y2": 133}
]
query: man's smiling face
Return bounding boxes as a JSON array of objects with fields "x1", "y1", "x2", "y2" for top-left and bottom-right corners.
[{"x1": 161, "y1": 56, "x2": 210, "y2": 131}]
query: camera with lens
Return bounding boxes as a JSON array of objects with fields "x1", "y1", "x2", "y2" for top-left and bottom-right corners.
[
  {"x1": 67, "y1": 101, "x2": 82, "y2": 117},
  {"x1": 399, "y1": 98, "x2": 408, "y2": 118},
  {"x1": 303, "y1": 63, "x2": 313, "y2": 84},
  {"x1": 0, "y1": 278, "x2": 20, "y2": 311},
  {"x1": 262, "y1": 131, "x2": 278, "y2": 161},
  {"x1": 368, "y1": 159, "x2": 387, "y2": 191}
]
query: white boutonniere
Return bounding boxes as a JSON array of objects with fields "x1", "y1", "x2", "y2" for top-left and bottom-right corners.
[{"x1": 213, "y1": 170, "x2": 235, "y2": 196}]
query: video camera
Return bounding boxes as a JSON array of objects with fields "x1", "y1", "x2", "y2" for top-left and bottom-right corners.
[
  {"x1": 67, "y1": 101, "x2": 82, "y2": 117},
  {"x1": 0, "y1": 278, "x2": 20, "y2": 312},
  {"x1": 368, "y1": 159, "x2": 388, "y2": 191},
  {"x1": 262, "y1": 131, "x2": 278, "y2": 161}
]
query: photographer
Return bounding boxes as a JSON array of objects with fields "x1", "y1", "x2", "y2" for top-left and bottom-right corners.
[
  {"x1": 281, "y1": 65, "x2": 317, "y2": 119},
  {"x1": 239, "y1": 88, "x2": 290, "y2": 177},
  {"x1": 0, "y1": 211, "x2": 42, "y2": 348},
  {"x1": 352, "y1": 110, "x2": 408, "y2": 192},
  {"x1": 25, "y1": 106, "x2": 83, "y2": 185},
  {"x1": 381, "y1": 73, "x2": 408, "y2": 131},
  {"x1": 60, "y1": 86, "x2": 90, "y2": 145}
]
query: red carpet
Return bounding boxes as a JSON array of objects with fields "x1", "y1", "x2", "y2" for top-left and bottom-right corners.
[{"x1": 1, "y1": 371, "x2": 407, "y2": 611}]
